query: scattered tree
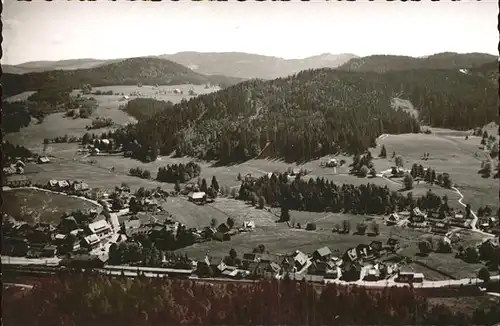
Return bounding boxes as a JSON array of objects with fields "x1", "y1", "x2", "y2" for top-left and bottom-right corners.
[
  {"x1": 395, "y1": 155, "x2": 404, "y2": 168},
  {"x1": 478, "y1": 267, "x2": 490, "y2": 283},
  {"x1": 356, "y1": 222, "x2": 367, "y2": 235},
  {"x1": 226, "y1": 217, "x2": 235, "y2": 229},
  {"x1": 403, "y1": 173, "x2": 414, "y2": 190},
  {"x1": 379, "y1": 145, "x2": 387, "y2": 158}
]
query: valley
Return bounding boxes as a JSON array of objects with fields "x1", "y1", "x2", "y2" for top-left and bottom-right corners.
[{"x1": 2, "y1": 50, "x2": 499, "y2": 325}]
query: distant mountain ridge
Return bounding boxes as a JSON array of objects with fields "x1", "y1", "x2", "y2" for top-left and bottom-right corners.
[
  {"x1": 158, "y1": 52, "x2": 358, "y2": 79},
  {"x1": 2, "y1": 52, "x2": 358, "y2": 79},
  {"x1": 2, "y1": 57, "x2": 244, "y2": 96},
  {"x1": 337, "y1": 52, "x2": 497, "y2": 73}
]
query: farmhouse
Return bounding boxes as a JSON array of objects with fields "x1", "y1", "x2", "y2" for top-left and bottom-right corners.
[
  {"x1": 188, "y1": 192, "x2": 207, "y2": 204},
  {"x1": 37, "y1": 156, "x2": 51, "y2": 164},
  {"x1": 312, "y1": 246, "x2": 332, "y2": 262},
  {"x1": 307, "y1": 260, "x2": 337, "y2": 277},
  {"x1": 217, "y1": 223, "x2": 230, "y2": 234},
  {"x1": 431, "y1": 222, "x2": 450, "y2": 235},
  {"x1": 391, "y1": 166, "x2": 405, "y2": 177},
  {"x1": 242, "y1": 221, "x2": 255, "y2": 230},
  {"x1": 410, "y1": 208, "x2": 426, "y2": 220},
  {"x1": 396, "y1": 271, "x2": 425, "y2": 283},
  {"x1": 387, "y1": 213, "x2": 400, "y2": 225}
]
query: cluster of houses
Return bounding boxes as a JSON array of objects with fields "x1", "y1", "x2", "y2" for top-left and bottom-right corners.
[
  {"x1": 3, "y1": 160, "x2": 26, "y2": 176},
  {"x1": 45, "y1": 179, "x2": 91, "y2": 194},
  {"x1": 2, "y1": 209, "x2": 120, "y2": 259},
  {"x1": 194, "y1": 238, "x2": 406, "y2": 283},
  {"x1": 387, "y1": 208, "x2": 472, "y2": 234},
  {"x1": 478, "y1": 216, "x2": 500, "y2": 235},
  {"x1": 120, "y1": 213, "x2": 256, "y2": 249}
]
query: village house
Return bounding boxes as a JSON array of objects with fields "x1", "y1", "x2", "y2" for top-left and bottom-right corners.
[
  {"x1": 410, "y1": 208, "x2": 427, "y2": 221},
  {"x1": 40, "y1": 244, "x2": 57, "y2": 257},
  {"x1": 387, "y1": 213, "x2": 400, "y2": 225},
  {"x1": 307, "y1": 260, "x2": 338, "y2": 278},
  {"x1": 217, "y1": 223, "x2": 230, "y2": 234},
  {"x1": 4, "y1": 175, "x2": 31, "y2": 188},
  {"x1": 369, "y1": 240, "x2": 384, "y2": 256},
  {"x1": 291, "y1": 250, "x2": 309, "y2": 272},
  {"x1": 87, "y1": 219, "x2": 113, "y2": 240},
  {"x1": 396, "y1": 271, "x2": 425, "y2": 283},
  {"x1": 431, "y1": 222, "x2": 450, "y2": 235},
  {"x1": 246, "y1": 260, "x2": 281, "y2": 280},
  {"x1": 241, "y1": 220, "x2": 255, "y2": 231},
  {"x1": 188, "y1": 191, "x2": 207, "y2": 205},
  {"x1": 312, "y1": 246, "x2": 332, "y2": 262},
  {"x1": 356, "y1": 244, "x2": 375, "y2": 262},
  {"x1": 72, "y1": 181, "x2": 90, "y2": 193},
  {"x1": 83, "y1": 234, "x2": 101, "y2": 250},
  {"x1": 37, "y1": 156, "x2": 51, "y2": 164},
  {"x1": 201, "y1": 226, "x2": 217, "y2": 240},
  {"x1": 342, "y1": 261, "x2": 363, "y2": 281},
  {"x1": 386, "y1": 238, "x2": 400, "y2": 252},
  {"x1": 391, "y1": 166, "x2": 405, "y2": 177},
  {"x1": 363, "y1": 267, "x2": 381, "y2": 281}
]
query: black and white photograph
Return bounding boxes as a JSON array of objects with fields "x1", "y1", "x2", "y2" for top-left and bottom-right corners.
[{"x1": 1, "y1": 0, "x2": 499, "y2": 325}]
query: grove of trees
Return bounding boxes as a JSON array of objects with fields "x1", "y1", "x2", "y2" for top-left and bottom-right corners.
[
  {"x1": 3, "y1": 275, "x2": 500, "y2": 326},
  {"x1": 156, "y1": 162, "x2": 201, "y2": 183}
]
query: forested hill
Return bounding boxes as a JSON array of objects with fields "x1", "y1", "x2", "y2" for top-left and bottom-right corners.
[
  {"x1": 337, "y1": 52, "x2": 497, "y2": 73},
  {"x1": 2, "y1": 57, "x2": 245, "y2": 96},
  {"x1": 115, "y1": 67, "x2": 498, "y2": 164},
  {"x1": 469, "y1": 61, "x2": 499, "y2": 85}
]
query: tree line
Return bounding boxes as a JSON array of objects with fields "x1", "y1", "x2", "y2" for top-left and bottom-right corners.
[
  {"x1": 238, "y1": 172, "x2": 438, "y2": 215},
  {"x1": 3, "y1": 274, "x2": 499, "y2": 326},
  {"x1": 156, "y1": 162, "x2": 201, "y2": 183},
  {"x1": 112, "y1": 67, "x2": 496, "y2": 165}
]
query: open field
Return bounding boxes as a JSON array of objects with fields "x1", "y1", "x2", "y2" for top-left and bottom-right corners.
[
  {"x1": 22, "y1": 159, "x2": 165, "y2": 192},
  {"x1": 4, "y1": 91, "x2": 37, "y2": 103},
  {"x1": 375, "y1": 132, "x2": 499, "y2": 211},
  {"x1": 4, "y1": 84, "x2": 221, "y2": 151},
  {"x1": 2, "y1": 188, "x2": 99, "y2": 224},
  {"x1": 175, "y1": 199, "x2": 427, "y2": 261},
  {"x1": 70, "y1": 84, "x2": 221, "y2": 107}
]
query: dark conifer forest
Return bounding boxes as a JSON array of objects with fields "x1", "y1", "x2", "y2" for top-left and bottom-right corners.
[
  {"x1": 113, "y1": 66, "x2": 497, "y2": 164},
  {"x1": 3, "y1": 275, "x2": 499, "y2": 326}
]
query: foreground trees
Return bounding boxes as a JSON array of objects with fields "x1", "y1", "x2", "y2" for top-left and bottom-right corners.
[{"x1": 3, "y1": 275, "x2": 499, "y2": 326}]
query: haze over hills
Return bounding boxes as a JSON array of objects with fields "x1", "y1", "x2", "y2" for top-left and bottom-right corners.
[
  {"x1": 337, "y1": 52, "x2": 498, "y2": 73},
  {"x1": 158, "y1": 52, "x2": 359, "y2": 79},
  {"x1": 2, "y1": 57, "x2": 244, "y2": 97},
  {"x1": 2, "y1": 52, "x2": 358, "y2": 79}
]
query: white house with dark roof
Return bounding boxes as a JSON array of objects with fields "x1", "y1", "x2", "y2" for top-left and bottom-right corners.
[
  {"x1": 188, "y1": 192, "x2": 207, "y2": 204},
  {"x1": 83, "y1": 234, "x2": 101, "y2": 249}
]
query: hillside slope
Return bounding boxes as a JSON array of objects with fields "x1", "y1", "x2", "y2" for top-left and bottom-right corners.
[
  {"x1": 113, "y1": 67, "x2": 497, "y2": 164},
  {"x1": 337, "y1": 52, "x2": 497, "y2": 73},
  {"x1": 4, "y1": 52, "x2": 357, "y2": 80},
  {"x1": 2, "y1": 58, "x2": 117, "y2": 74},
  {"x1": 2, "y1": 57, "x2": 244, "y2": 96},
  {"x1": 160, "y1": 52, "x2": 358, "y2": 79}
]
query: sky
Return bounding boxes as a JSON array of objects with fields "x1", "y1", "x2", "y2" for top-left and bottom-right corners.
[{"x1": 2, "y1": 0, "x2": 498, "y2": 65}]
